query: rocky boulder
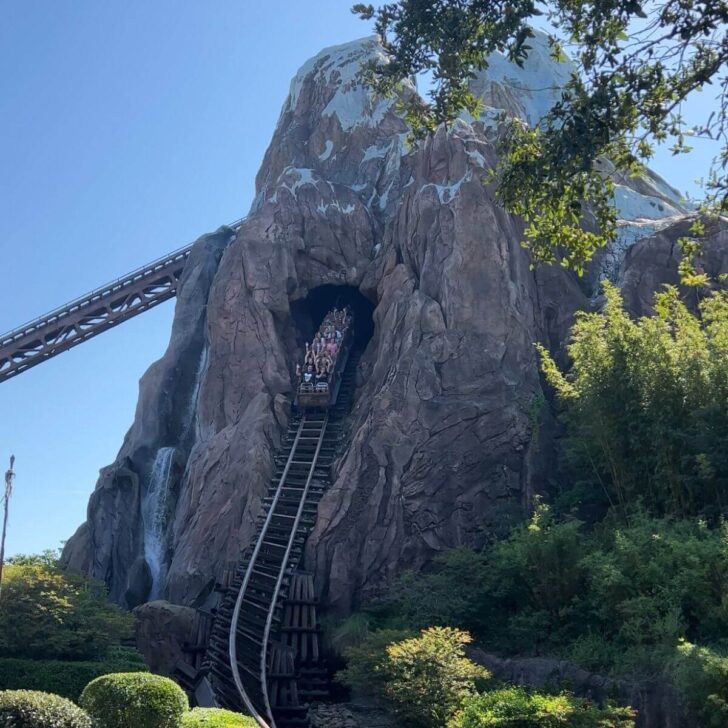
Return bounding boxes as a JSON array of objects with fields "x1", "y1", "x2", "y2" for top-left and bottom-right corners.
[{"x1": 133, "y1": 600, "x2": 198, "y2": 676}]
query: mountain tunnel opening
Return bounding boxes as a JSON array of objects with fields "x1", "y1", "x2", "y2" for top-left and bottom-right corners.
[{"x1": 291, "y1": 284, "x2": 375, "y2": 353}]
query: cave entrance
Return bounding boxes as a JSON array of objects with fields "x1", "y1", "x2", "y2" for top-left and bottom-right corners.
[{"x1": 291, "y1": 284, "x2": 375, "y2": 353}]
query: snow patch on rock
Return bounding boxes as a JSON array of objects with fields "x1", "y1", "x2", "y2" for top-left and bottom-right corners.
[
  {"x1": 287, "y1": 37, "x2": 407, "y2": 131},
  {"x1": 425, "y1": 172, "x2": 472, "y2": 204},
  {"x1": 601, "y1": 216, "x2": 684, "y2": 284},
  {"x1": 470, "y1": 29, "x2": 574, "y2": 127},
  {"x1": 361, "y1": 143, "x2": 389, "y2": 163},
  {"x1": 614, "y1": 184, "x2": 683, "y2": 221},
  {"x1": 319, "y1": 140, "x2": 334, "y2": 161}
]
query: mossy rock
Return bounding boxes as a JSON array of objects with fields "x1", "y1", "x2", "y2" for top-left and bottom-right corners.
[
  {"x1": 79, "y1": 672, "x2": 188, "y2": 728},
  {"x1": 0, "y1": 689, "x2": 93, "y2": 728},
  {"x1": 181, "y1": 707, "x2": 258, "y2": 727}
]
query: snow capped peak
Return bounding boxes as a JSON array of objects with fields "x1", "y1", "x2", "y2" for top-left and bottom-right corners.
[
  {"x1": 285, "y1": 36, "x2": 404, "y2": 131},
  {"x1": 288, "y1": 36, "x2": 380, "y2": 107}
]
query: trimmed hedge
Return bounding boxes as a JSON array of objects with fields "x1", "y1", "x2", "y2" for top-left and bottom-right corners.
[
  {"x1": 0, "y1": 689, "x2": 93, "y2": 728},
  {"x1": 181, "y1": 707, "x2": 258, "y2": 727},
  {"x1": 80, "y1": 673, "x2": 188, "y2": 728},
  {"x1": 0, "y1": 652, "x2": 148, "y2": 701}
]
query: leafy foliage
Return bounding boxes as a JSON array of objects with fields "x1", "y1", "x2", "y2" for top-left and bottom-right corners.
[
  {"x1": 355, "y1": 1, "x2": 728, "y2": 271},
  {"x1": 0, "y1": 650, "x2": 147, "y2": 701},
  {"x1": 366, "y1": 507, "x2": 728, "y2": 677},
  {"x1": 373, "y1": 547, "x2": 492, "y2": 633},
  {"x1": 337, "y1": 628, "x2": 415, "y2": 698},
  {"x1": 452, "y1": 687, "x2": 635, "y2": 727},
  {"x1": 321, "y1": 612, "x2": 373, "y2": 655},
  {"x1": 383, "y1": 627, "x2": 490, "y2": 727},
  {"x1": 538, "y1": 283, "x2": 728, "y2": 519},
  {"x1": 79, "y1": 673, "x2": 188, "y2": 728},
  {"x1": 180, "y1": 708, "x2": 257, "y2": 727},
  {"x1": 670, "y1": 640, "x2": 728, "y2": 728},
  {"x1": 0, "y1": 690, "x2": 93, "y2": 728},
  {"x1": 339, "y1": 627, "x2": 489, "y2": 727},
  {"x1": 0, "y1": 554, "x2": 133, "y2": 661}
]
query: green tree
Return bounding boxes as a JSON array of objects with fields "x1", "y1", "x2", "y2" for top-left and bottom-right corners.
[
  {"x1": 338, "y1": 627, "x2": 489, "y2": 726},
  {"x1": 354, "y1": 1, "x2": 728, "y2": 272},
  {"x1": 361, "y1": 505, "x2": 728, "y2": 677},
  {"x1": 384, "y1": 627, "x2": 490, "y2": 727},
  {"x1": 375, "y1": 547, "x2": 492, "y2": 633},
  {"x1": 0, "y1": 554, "x2": 133, "y2": 661},
  {"x1": 538, "y1": 283, "x2": 728, "y2": 518}
]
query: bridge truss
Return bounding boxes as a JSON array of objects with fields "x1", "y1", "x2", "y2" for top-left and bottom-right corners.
[{"x1": 0, "y1": 220, "x2": 243, "y2": 384}]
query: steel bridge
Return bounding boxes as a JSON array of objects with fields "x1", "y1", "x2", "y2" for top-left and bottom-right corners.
[{"x1": 0, "y1": 219, "x2": 244, "y2": 384}]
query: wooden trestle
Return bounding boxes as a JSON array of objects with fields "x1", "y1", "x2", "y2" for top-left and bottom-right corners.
[{"x1": 195, "y1": 350, "x2": 360, "y2": 728}]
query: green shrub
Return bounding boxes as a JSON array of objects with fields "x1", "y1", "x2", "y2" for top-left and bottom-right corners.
[
  {"x1": 0, "y1": 651, "x2": 148, "y2": 701},
  {"x1": 0, "y1": 689, "x2": 93, "y2": 728},
  {"x1": 180, "y1": 707, "x2": 257, "y2": 726},
  {"x1": 0, "y1": 553, "x2": 133, "y2": 661},
  {"x1": 370, "y1": 507, "x2": 728, "y2": 677},
  {"x1": 452, "y1": 687, "x2": 635, "y2": 727},
  {"x1": 340, "y1": 627, "x2": 489, "y2": 727},
  {"x1": 321, "y1": 612, "x2": 372, "y2": 655},
  {"x1": 80, "y1": 673, "x2": 188, "y2": 728},
  {"x1": 374, "y1": 548, "x2": 492, "y2": 634},
  {"x1": 671, "y1": 640, "x2": 728, "y2": 728}
]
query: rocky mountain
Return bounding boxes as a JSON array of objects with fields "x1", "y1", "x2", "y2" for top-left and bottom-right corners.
[{"x1": 62, "y1": 32, "x2": 700, "y2": 616}]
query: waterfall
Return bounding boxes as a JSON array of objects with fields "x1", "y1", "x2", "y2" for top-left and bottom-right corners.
[
  {"x1": 191, "y1": 344, "x2": 211, "y2": 443},
  {"x1": 177, "y1": 344, "x2": 210, "y2": 446},
  {"x1": 142, "y1": 446, "x2": 175, "y2": 600}
]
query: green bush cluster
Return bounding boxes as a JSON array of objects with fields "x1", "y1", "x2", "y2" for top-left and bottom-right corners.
[
  {"x1": 670, "y1": 640, "x2": 728, "y2": 728},
  {"x1": 538, "y1": 283, "x2": 728, "y2": 520},
  {"x1": 372, "y1": 508, "x2": 728, "y2": 674},
  {"x1": 453, "y1": 687, "x2": 634, "y2": 727},
  {"x1": 339, "y1": 627, "x2": 489, "y2": 728},
  {"x1": 0, "y1": 680, "x2": 258, "y2": 728},
  {"x1": 180, "y1": 707, "x2": 258, "y2": 727},
  {"x1": 0, "y1": 689, "x2": 93, "y2": 728},
  {"x1": 338, "y1": 628, "x2": 634, "y2": 727},
  {"x1": 80, "y1": 673, "x2": 188, "y2": 728},
  {"x1": 0, "y1": 651, "x2": 148, "y2": 701},
  {"x1": 0, "y1": 553, "x2": 133, "y2": 662}
]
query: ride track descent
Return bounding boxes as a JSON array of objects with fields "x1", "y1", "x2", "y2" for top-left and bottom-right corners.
[{"x1": 203, "y1": 330, "x2": 360, "y2": 728}]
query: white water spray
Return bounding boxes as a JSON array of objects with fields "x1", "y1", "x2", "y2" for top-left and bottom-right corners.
[
  {"x1": 181, "y1": 345, "x2": 210, "y2": 445},
  {"x1": 142, "y1": 447, "x2": 175, "y2": 600}
]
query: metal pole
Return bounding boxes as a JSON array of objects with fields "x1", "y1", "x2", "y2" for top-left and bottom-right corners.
[{"x1": 0, "y1": 455, "x2": 15, "y2": 599}]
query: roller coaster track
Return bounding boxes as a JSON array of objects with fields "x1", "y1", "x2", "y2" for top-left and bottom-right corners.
[
  {"x1": 203, "y1": 351, "x2": 360, "y2": 728},
  {"x1": 0, "y1": 218, "x2": 244, "y2": 383}
]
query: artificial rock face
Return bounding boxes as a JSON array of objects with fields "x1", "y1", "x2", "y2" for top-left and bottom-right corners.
[{"x1": 62, "y1": 34, "x2": 693, "y2": 611}]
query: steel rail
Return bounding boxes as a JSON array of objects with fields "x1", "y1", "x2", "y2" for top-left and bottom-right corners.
[
  {"x1": 0, "y1": 216, "x2": 246, "y2": 382},
  {"x1": 260, "y1": 413, "x2": 328, "y2": 727},
  {"x1": 0, "y1": 217, "x2": 245, "y2": 344},
  {"x1": 227, "y1": 418, "x2": 307, "y2": 728}
]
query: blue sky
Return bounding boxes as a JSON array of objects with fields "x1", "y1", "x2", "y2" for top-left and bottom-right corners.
[{"x1": 0, "y1": 2, "x2": 719, "y2": 558}]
